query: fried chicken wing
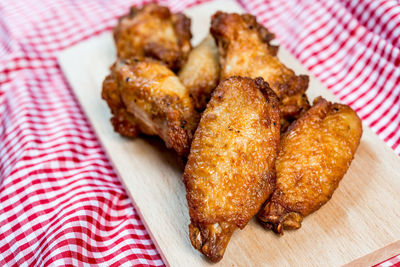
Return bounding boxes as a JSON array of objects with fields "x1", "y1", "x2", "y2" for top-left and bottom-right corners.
[
  {"x1": 102, "y1": 68, "x2": 139, "y2": 137},
  {"x1": 114, "y1": 4, "x2": 192, "y2": 71},
  {"x1": 210, "y1": 11, "x2": 310, "y2": 131},
  {"x1": 178, "y1": 34, "x2": 220, "y2": 111},
  {"x1": 101, "y1": 58, "x2": 199, "y2": 156},
  {"x1": 183, "y1": 76, "x2": 280, "y2": 262},
  {"x1": 258, "y1": 97, "x2": 362, "y2": 234}
]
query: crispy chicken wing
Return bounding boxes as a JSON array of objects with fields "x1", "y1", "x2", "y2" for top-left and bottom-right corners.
[
  {"x1": 210, "y1": 11, "x2": 310, "y2": 131},
  {"x1": 258, "y1": 97, "x2": 362, "y2": 234},
  {"x1": 178, "y1": 34, "x2": 220, "y2": 111},
  {"x1": 102, "y1": 68, "x2": 139, "y2": 137},
  {"x1": 114, "y1": 4, "x2": 192, "y2": 71},
  {"x1": 183, "y1": 76, "x2": 280, "y2": 262},
  {"x1": 101, "y1": 58, "x2": 199, "y2": 156}
]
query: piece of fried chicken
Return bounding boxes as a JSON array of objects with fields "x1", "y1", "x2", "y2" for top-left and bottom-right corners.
[
  {"x1": 211, "y1": 11, "x2": 310, "y2": 131},
  {"x1": 178, "y1": 34, "x2": 220, "y2": 111},
  {"x1": 101, "y1": 58, "x2": 199, "y2": 156},
  {"x1": 183, "y1": 76, "x2": 280, "y2": 262},
  {"x1": 114, "y1": 4, "x2": 192, "y2": 71},
  {"x1": 102, "y1": 67, "x2": 138, "y2": 138},
  {"x1": 258, "y1": 97, "x2": 362, "y2": 234}
]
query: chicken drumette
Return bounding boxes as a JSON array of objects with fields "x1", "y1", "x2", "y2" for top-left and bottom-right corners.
[
  {"x1": 114, "y1": 4, "x2": 192, "y2": 71},
  {"x1": 102, "y1": 58, "x2": 199, "y2": 156},
  {"x1": 178, "y1": 34, "x2": 220, "y2": 111},
  {"x1": 211, "y1": 11, "x2": 310, "y2": 131}
]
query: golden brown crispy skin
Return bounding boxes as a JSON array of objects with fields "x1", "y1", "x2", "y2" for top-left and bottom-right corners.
[
  {"x1": 101, "y1": 58, "x2": 199, "y2": 156},
  {"x1": 178, "y1": 35, "x2": 220, "y2": 111},
  {"x1": 210, "y1": 11, "x2": 309, "y2": 131},
  {"x1": 114, "y1": 4, "x2": 192, "y2": 71},
  {"x1": 183, "y1": 76, "x2": 280, "y2": 262},
  {"x1": 102, "y1": 67, "x2": 139, "y2": 137},
  {"x1": 258, "y1": 97, "x2": 362, "y2": 234}
]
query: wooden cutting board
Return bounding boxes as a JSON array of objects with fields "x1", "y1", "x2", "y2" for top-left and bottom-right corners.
[{"x1": 58, "y1": 1, "x2": 400, "y2": 266}]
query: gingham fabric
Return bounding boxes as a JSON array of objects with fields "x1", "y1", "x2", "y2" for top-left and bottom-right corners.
[
  {"x1": 375, "y1": 254, "x2": 400, "y2": 267},
  {"x1": 0, "y1": 0, "x2": 399, "y2": 265}
]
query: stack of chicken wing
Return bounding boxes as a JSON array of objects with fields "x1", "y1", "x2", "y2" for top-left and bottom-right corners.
[{"x1": 102, "y1": 4, "x2": 362, "y2": 262}]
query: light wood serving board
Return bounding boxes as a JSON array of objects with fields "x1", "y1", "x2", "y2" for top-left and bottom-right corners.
[{"x1": 58, "y1": 1, "x2": 400, "y2": 266}]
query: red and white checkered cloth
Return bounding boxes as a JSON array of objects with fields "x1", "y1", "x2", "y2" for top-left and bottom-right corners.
[{"x1": 0, "y1": 0, "x2": 399, "y2": 265}]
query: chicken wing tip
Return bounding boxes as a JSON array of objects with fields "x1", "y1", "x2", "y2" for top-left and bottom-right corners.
[
  {"x1": 189, "y1": 222, "x2": 236, "y2": 262},
  {"x1": 258, "y1": 202, "x2": 303, "y2": 235}
]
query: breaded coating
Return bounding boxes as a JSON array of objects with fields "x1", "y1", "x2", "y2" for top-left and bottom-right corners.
[
  {"x1": 210, "y1": 11, "x2": 310, "y2": 131},
  {"x1": 183, "y1": 77, "x2": 280, "y2": 262},
  {"x1": 102, "y1": 69, "x2": 139, "y2": 137},
  {"x1": 101, "y1": 58, "x2": 199, "y2": 156},
  {"x1": 178, "y1": 35, "x2": 220, "y2": 111},
  {"x1": 114, "y1": 4, "x2": 192, "y2": 71},
  {"x1": 258, "y1": 97, "x2": 362, "y2": 234}
]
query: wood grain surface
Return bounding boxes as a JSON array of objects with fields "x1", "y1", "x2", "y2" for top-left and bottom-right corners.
[{"x1": 58, "y1": 1, "x2": 400, "y2": 266}]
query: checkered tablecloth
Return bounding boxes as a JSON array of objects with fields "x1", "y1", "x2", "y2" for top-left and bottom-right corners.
[{"x1": 0, "y1": 0, "x2": 399, "y2": 265}]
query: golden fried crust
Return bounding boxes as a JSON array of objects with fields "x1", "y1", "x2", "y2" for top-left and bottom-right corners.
[
  {"x1": 101, "y1": 65, "x2": 139, "y2": 137},
  {"x1": 178, "y1": 35, "x2": 220, "y2": 111},
  {"x1": 114, "y1": 4, "x2": 192, "y2": 71},
  {"x1": 210, "y1": 11, "x2": 309, "y2": 131},
  {"x1": 183, "y1": 76, "x2": 280, "y2": 262},
  {"x1": 102, "y1": 58, "x2": 199, "y2": 156},
  {"x1": 258, "y1": 97, "x2": 362, "y2": 234}
]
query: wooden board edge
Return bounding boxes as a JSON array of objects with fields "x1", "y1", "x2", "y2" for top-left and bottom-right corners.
[
  {"x1": 112, "y1": 167, "x2": 172, "y2": 267},
  {"x1": 58, "y1": 57, "x2": 172, "y2": 267},
  {"x1": 343, "y1": 240, "x2": 400, "y2": 266}
]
